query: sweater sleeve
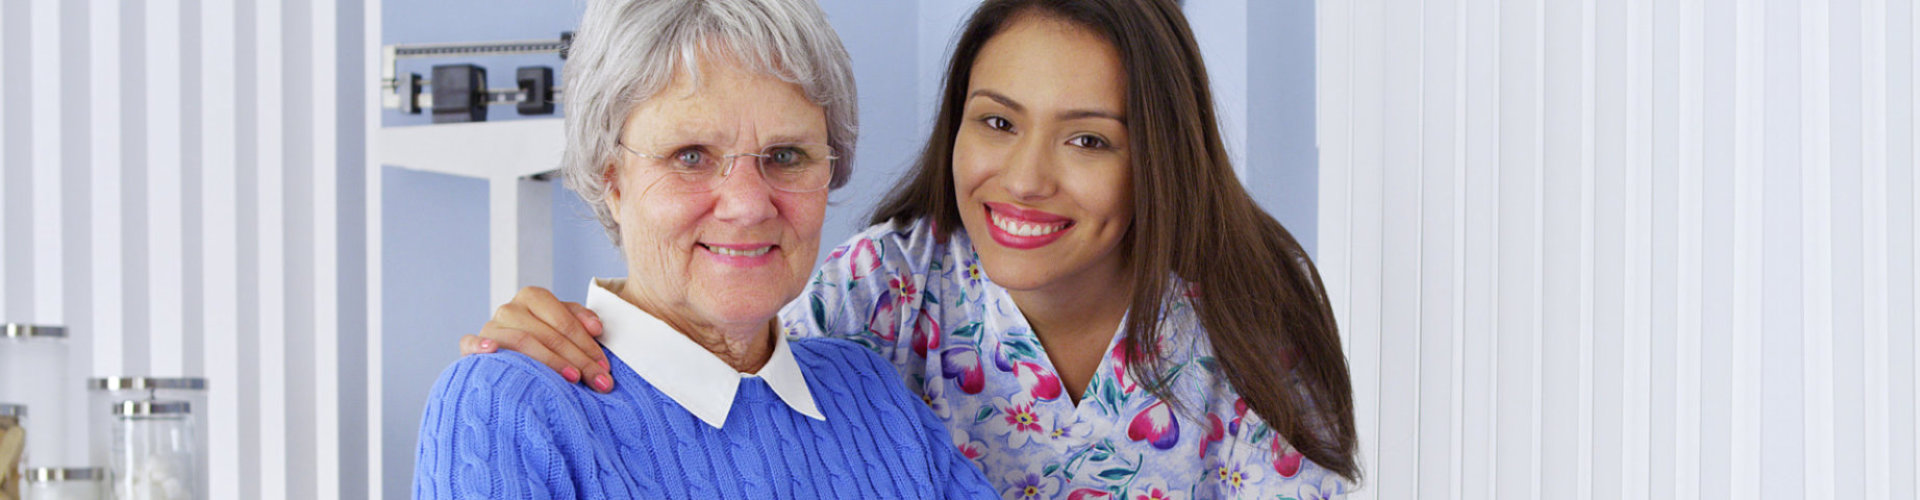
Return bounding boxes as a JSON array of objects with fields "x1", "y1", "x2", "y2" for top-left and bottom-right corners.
[{"x1": 413, "y1": 353, "x2": 595, "y2": 500}]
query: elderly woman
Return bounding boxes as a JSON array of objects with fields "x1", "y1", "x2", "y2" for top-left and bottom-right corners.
[{"x1": 410, "y1": 1, "x2": 995, "y2": 498}]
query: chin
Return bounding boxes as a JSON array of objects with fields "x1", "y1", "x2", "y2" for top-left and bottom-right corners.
[
  {"x1": 975, "y1": 253, "x2": 1059, "y2": 293},
  {"x1": 693, "y1": 287, "x2": 795, "y2": 325}
]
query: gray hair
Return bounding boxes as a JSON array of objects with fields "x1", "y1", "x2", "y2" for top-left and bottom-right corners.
[{"x1": 561, "y1": 0, "x2": 858, "y2": 246}]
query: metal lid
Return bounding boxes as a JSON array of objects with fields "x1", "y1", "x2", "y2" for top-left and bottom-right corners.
[
  {"x1": 0, "y1": 403, "x2": 22, "y2": 417},
  {"x1": 112, "y1": 400, "x2": 191, "y2": 416},
  {"x1": 2, "y1": 323, "x2": 66, "y2": 339},
  {"x1": 89, "y1": 377, "x2": 207, "y2": 391},
  {"x1": 24, "y1": 467, "x2": 105, "y2": 482}
]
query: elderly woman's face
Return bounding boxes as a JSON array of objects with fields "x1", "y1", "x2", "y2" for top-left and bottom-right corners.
[{"x1": 604, "y1": 54, "x2": 829, "y2": 331}]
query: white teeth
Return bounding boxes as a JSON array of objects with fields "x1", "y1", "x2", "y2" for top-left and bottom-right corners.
[
  {"x1": 990, "y1": 210, "x2": 1066, "y2": 237},
  {"x1": 707, "y1": 245, "x2": 771, "y2": 257}
]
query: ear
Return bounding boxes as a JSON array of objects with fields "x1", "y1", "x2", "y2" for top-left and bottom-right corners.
[{"x1": 601, "y1": 163, "x2": 623, "y2": 213}]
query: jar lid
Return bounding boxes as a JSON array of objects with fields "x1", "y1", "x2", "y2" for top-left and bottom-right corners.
[
  {"x1": 89, "y1": 377, "x2": 207, "y2": 391},
  {"x1": 2, "y1": 323, "x2": 66, "y2": 339},
  {"x1": 0, "y1": 403, "x2": 22, "y2": 417},
  {"x1": 112, "y1": 400, "x2": 191, "y2": 416},
  {"x1": 24, "y1": 467, "x2": 105, "y2": 482}
]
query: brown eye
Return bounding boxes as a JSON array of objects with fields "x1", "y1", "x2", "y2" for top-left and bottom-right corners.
[
  {"x1": 1069, "y1": 135, "x2": 1110, "y2": 150},
  {"x1": 983, "y1": 116, "x2": 1013, "y2": 132}
]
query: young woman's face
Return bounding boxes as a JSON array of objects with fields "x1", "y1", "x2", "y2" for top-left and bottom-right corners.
[{"x1": 952, "y1": 14, "x2": 1133, "y2": 294}]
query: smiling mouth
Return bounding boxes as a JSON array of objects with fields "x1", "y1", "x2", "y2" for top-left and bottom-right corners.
[
  {"x1": 987, "y1": 206, "x2": 1072, "y2": 237},
  {"x1": 701, "y1": 243, "x2": 774, "y2": 257}
]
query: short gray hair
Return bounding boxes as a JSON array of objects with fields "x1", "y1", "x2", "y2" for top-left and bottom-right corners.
[{"x1": 561, "y1": 0, "x2": 858, "y2": 246}]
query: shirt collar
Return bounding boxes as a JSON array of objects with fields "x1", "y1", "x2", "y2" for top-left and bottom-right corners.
[{"x1": 585, "y1": 279, "x2": 825, "y2": 428}]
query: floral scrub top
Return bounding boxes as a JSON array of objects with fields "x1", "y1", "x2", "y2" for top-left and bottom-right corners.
[{"x1": 778, "y1": 219, "x2": 1353, "y2": 500}]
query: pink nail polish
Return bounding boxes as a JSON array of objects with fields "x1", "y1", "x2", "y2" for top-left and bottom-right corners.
[
  {"x1": 593, "y1": 374, "x2": 613, "y2": 392},
  {"x1": 561, "y1": 366, "x2": 581, "y2": 383},
  {"x1": 598, "y1": 359, "x2": 610, "y2": 371},
  {"x1": 478, "y1": 339, "x2": 494, "y2": 351}
]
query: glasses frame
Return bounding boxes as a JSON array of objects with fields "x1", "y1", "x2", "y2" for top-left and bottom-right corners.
[{"x1": 615, "y1": 140, "x2": 839, "y2": 193}]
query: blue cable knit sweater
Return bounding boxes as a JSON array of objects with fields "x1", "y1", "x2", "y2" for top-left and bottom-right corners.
[{"x1": 413, "y1": 338, "x2": 996, "y2": 499}]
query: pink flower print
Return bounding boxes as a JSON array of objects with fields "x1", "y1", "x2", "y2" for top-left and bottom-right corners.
[
  {"x1": 1127, "y1": 400, "x2": 1181, "y2": 450},
  {"x1": 889, "y1": 275, "x2": 919, "y2": 305},
  {"x1": 910, "y1": 310, "x2": 941, "y2": 358},
  {"x1": 1004, "y1": 403, "x2": 1044, "y2": 434},
  {"x1": 847, "y1": 238, "x2": 880, "y2": 281},
  {"x1": 1066, "y1": 488, "x2": 1113, "y2": 500},
  {"x1": 865, "y1": 290, "x2": 901, "y2": 342},
  {"x1": 1001, "y1": 469, "x2": 1061, "y2": 500},
  {"x1": 939, "y1": 347, "x2": 986, "y2": 394},
  {"x1": 991, "y1": 397, "x2": 1049, "y2": 447},
  {"x1": 1015, "y1": 361, "x2": 1064, "y2": 402},
  {"x1": 958, "y1": 441, "x2": 987, "y2": 461},
  {"x1": 1132, "y1": 482, "x2": 1179, "y2": 500},
  {"x1": 950, "y1": 430, "x2": 988, "y2": 463},
  {"x1": 1199, "y1": 413, "x2": 1224, "y2": 458}
]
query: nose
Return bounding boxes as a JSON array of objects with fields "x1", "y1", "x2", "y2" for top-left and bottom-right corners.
[
  {"x1": 998, "y1": 135, "x2": 1058, "y2": 201},
  {"x1": 711, "y1": 155, "x2": 778, "y2": 226}
]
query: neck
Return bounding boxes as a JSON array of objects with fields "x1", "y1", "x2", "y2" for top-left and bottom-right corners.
[
  {"x1": 1004, "y1": 262, "x2": 1134, "y2": 347},
  {"x1": 614, "y1": 279, "x2": 775, "y2": 373}
]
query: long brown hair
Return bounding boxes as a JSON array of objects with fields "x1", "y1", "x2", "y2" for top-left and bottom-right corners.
[{"x1": 871, "y1": 0, "x2": 1359, "y2": 480}]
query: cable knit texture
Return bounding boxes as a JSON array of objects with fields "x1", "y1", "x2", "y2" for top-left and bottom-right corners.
[{"x1": 413, "y1": 337, "x2": 997, "y2": 499}]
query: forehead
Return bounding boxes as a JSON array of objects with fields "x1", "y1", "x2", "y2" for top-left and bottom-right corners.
[
  {"x1": 967, "y1": 14, "x2": 1126, "y2": 113},
  {"x1": 620, "y1": 53, "x2": 828, "y2": 144}
]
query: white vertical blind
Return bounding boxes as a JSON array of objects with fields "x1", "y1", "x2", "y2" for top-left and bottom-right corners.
[
  {"x1": 1319, "y1": 0, "x2": 1918, "y2": 498},
  {"x1": 0, "y1": 0, "x2": 366, "y2": 498}
]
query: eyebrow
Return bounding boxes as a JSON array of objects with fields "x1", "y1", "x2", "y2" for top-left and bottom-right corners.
[
  {"x1": 760, "y1": 133, "x2": 825, "y2": 145},
  {"x1": 968, "y1": 89, "x2": 1125, "y2": 123},
  {"x1": 646, "y1": 126, "x2": 822, "y2": 147}
]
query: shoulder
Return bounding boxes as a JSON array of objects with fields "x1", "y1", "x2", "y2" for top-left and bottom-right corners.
[
  {"x1": 819, "y1": 218, "x2": 956, "y2": 277},
  {"x1": 788, "y1": 337, "x2": 898, "y2": 377},
  {"x1": 427, "y1": 351, "x2": 580, "y2": 409}
]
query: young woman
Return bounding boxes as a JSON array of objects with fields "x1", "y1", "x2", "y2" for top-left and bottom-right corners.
[{"x1": 465, "y1": 0, "x2": 1358, "y2": 497}]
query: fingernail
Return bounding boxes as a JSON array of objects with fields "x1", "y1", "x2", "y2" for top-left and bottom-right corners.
[
  {"x1": 561, "y1": 366, "x2": 581, "y2": 383},
  {"x1": 478, "y1": 339, "x2": 494, "y2": 351},
  {"x1": 593, "y1": 374, "x2": 613, "y2": 392},
  {"x1": 597, "y1": 359, "x2": 610, "y2": 371}
]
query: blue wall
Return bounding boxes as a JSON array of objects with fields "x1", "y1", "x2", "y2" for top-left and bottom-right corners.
[
  {"x1": 378, "y1": 166, "x2": 490, "y2": 500},
  {"x1": 1248, "y1": 0, "x2": 1320, "y2": 255}
]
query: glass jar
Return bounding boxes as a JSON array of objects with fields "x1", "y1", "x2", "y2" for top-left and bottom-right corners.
[
  {"x1": 110, "y1": 401, "x2": 193, "y2": 500},
  {"x1": 87, "y1": 378, "x2": 205, "y2": 500},
  {"x1": 1, "y1": 325, "x2": 71, "y2": 466},
  {"x1": 1, "y1": 404, "x2": 23, "y2": 500},
  {"x1": 21, "y1": 467, "x2": 102, "y2": 500}
]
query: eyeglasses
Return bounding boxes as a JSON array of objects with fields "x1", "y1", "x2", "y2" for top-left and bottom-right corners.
[{"x1": 616, "y1": 140, "x2": 838, "y2": 193}]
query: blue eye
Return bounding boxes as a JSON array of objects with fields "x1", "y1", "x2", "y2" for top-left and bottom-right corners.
[
  {"x1": 765, "y1": 146, "x2": 806, "y2": 167},
  {"x1": 672, "y1": 148, "x2": 707, "y2": 168}
]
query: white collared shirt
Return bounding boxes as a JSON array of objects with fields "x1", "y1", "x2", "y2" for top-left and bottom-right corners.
[{"x1": 585, "y1": 279, "x2": 826, "y2": 429}]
